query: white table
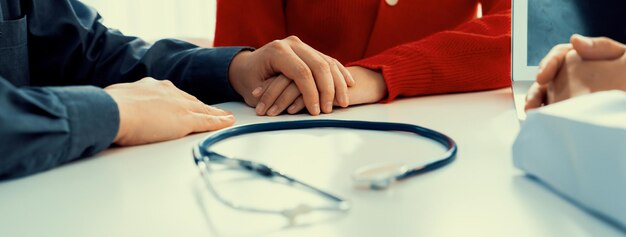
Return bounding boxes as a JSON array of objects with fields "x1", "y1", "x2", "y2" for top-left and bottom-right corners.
[{"x1": 0, "y1": 89, "x2": 623, "y2": 237}]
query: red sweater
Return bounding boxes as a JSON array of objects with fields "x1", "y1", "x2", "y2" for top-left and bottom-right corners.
[{"x1": 215, "y1": 0, "x2": 511, "y2": 102}]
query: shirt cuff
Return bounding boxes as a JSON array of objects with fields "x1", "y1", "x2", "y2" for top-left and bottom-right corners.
[
  {"x1": 186, "y1": 46, "x2": 254, "y2": 104},
  {"x1": 48, "y1": 86, "x2": 119, "y2": 160}
]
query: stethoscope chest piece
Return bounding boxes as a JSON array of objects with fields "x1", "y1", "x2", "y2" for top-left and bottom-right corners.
[{"x1": 351, "y1": 162, "x2": 408, "y2": 190}]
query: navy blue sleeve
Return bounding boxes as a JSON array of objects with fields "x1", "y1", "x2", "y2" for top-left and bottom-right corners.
[
  {"x1": 26, "y1": 0, "x2": 248, "y2": 104},
  {"x1": 0, "y1": 0, "x2": 252, "y2": 179},
  {"x1": 0, "y1": 78, "x2": 119, "y2": 179}
]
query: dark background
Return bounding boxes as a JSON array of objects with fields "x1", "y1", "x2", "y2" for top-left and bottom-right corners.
[{"x1": 528, "y1": 0, "x2": 626, "y2": 65}]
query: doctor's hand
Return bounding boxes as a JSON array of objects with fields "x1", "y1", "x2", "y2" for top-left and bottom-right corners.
[
  {"x1": 251, "y1": 66, "x2": 387, "y2": 115},
  {"x1": 250, "y1": 57, "x2": 355, "y2": 116},
  {"x1": 104, "y1": 78, "x2": 235, "y2": 146},
  {"x1": 525, "y1": 35, "x2": 626, "y2": 110},
  {"x1": 228, "y1": 36, "x2": 353, "y2": 116}
]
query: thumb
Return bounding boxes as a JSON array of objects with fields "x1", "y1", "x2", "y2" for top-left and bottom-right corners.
[{"x1": 571, "y1": 34, "x2": 626, "y2": 60}]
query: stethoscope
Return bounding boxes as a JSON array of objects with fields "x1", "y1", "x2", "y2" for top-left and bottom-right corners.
[{"x1": 193, "y1": 119, "x2": 457, "y2": 220}]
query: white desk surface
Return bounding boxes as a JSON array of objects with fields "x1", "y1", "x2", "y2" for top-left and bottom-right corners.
[{"x1": 0, "y1": 89, "x2": 624, "y2": 237}]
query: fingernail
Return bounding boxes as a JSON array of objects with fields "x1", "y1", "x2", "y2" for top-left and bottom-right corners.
[
  {"x1": 256, "y1": 102, "x2": 266, "y2": 115},
  {"x1": 288, "y1": 105, "x2": 297, "y2": 113},
  {"x1": 267, "y1": 105, "x2": 278, "y2": 116},
  {"x1": 313, "y1": 103, "x2": 321, "y2": 115},
  {"x1": 344, "y1": 93, "x2": 350, "y2": 107},
  {"x1": 574, "y1": 34, "x2": 593, "y2": 47},
  {"x1": 325, "y1": 102, "x2": 333, "y2": 113},
  {"x1": 336, "y1": 95, "x2": 344, "y2": 106},
  {"x1": 222, "y1": 114, "x2": 235, "y2": 120},
  {"x1": 252, "y1": 87, "x2": 263, "y2": 97}
]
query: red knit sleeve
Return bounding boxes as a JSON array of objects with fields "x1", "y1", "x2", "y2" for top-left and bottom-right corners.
[
  {"x1": 348, "y1": 0, "x2": 511, "y2": 103},
  {"x1": 214, "y1": 0, "x2": 286, "y2": 48}
]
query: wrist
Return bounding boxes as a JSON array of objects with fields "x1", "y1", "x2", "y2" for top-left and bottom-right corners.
[
  {"x1": 346, "y1": 66, "x2": 387, "y2": 104},
  {"x1": 104, "y1": 87, "x2": 129, "y2": 145},
  {"x1": 228, "y1": 50, "x2": 253, "y2": 96}
]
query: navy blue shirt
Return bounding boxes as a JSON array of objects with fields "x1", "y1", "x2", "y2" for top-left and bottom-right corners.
[{"x1": 0, "y1": 0, "x2": 247, "y2": 179}]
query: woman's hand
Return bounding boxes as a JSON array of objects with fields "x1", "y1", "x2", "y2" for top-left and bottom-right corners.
[
  {"x1": 252, "y1": 66, "x2": 387, "y2": 116},
  {"x1": 251, "y1": 55, "x2": 355, "y2": 116},
  {"x1": 228, "y1": 35, "x2": 355, "y2": 116},
  {"x1": 343, "y1": 66, "x2": 387, "y2": 105}
]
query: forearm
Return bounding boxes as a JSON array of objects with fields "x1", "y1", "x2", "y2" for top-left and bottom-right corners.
[
  {"x1": 348, "y1": 2, "x2": 511, "y2": 102},
  {"x1": 85, "y1": 30, "x2": 250, "y2": 104},
  {"x1": 27, "y1": 0, "x2": 247, "y2": 104},
  {"x1": 0, "y1": 79, "x2": 118, "y2": 180},
  {"x1": 140, "y1": 43, "x2": 249, "y2": 104}
]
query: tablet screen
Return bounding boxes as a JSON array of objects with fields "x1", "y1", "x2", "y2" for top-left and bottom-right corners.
[{"x1": 527, "y1": 0, "x2": 626, "y2": 66}]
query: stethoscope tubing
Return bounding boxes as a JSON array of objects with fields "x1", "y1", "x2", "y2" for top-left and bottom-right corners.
[{"x1": 197, "y1": 119, "x2": 457, "y2": 187}]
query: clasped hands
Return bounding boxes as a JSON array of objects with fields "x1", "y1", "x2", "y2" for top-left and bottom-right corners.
[
  {"x1": 525, "y1": 34, "x2": 626, "y2": 111},
  {"x1": 229, "y1": 35, "x2": 387, "y2": 117},
  {"x1": 105, "y1": 36, "x2": 387, "y2": 146}
]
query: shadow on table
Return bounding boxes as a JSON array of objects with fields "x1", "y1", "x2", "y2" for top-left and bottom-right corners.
[
  {"x1": 191, "y1": 178, "x2": 347, "y2": 237},
  {"x1": 512, "y1": 175, "x2": 626, "y2": 235}
]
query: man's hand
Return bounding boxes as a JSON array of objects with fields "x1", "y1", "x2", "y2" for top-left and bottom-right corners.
[
  {"x1": 547, "y1": 50, "x2": 626, "y2": 104},
  {"x1": 525, "y1": 35, "x2": 626, "y2": 110},
  {"x1": 228, "y1": 36, "x2": 353, "y2": 116},
  {"x1": 104, "y1": 78, "x2": 235, "y2": 146}
]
